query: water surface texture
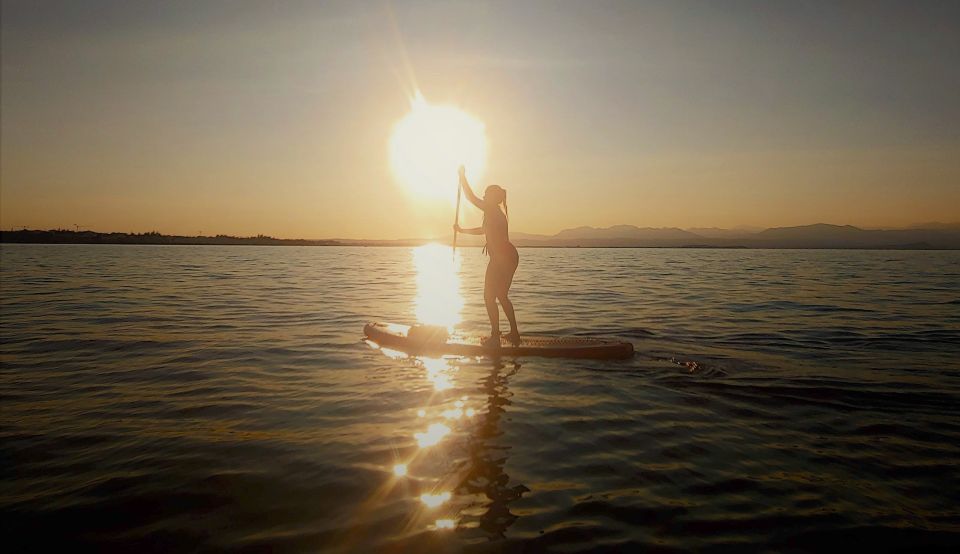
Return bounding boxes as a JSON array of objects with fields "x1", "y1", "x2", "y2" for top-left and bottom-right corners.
[{"x1": 2, "y1": 244, "x2": 959, "y2": 552}]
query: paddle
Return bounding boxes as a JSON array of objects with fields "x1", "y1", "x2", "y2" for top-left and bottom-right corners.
[{"x1": 452, "y1": 174, "x2": 462, "y2": 260}]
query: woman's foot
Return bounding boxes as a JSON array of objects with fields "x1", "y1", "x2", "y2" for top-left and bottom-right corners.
[
  {"x1": 504, "y1": 330, "x2": 521, "y2": 346},
  {"x1": 481, "y1": 334, "x2": 502, "y2": 348}
]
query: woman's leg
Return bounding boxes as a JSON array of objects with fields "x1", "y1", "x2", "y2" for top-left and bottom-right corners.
[
  {"x1": 484, "y1": 261, "x2": 500, "y2": 337},
  {"x1": 496, "y1": 255, "x2": 520, "y2": 342},
  {"x1": 498, "y1": 292, "x2": 518, "y2": 337}
]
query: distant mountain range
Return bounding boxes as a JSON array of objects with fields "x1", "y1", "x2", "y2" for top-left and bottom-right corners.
[
  {"x1": 3, "y1": 223, "x2": 960, "y2": 249},
  {"x1": 505, "y1": 223, "x2": 960, "y2": 249}
]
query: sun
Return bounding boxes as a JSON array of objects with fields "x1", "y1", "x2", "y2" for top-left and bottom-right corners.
[{"x1": 389, "y1": 93, "x2": 486, "y2": 202}]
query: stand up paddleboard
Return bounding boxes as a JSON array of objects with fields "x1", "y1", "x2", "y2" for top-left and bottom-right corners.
[{"x1": 364, "y1": 322, "x2": 634, "y2": 360}]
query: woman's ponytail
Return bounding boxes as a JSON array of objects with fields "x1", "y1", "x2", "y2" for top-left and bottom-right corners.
[{"x1": 503, "y1": 190, "x2": 509, "y2": 223}]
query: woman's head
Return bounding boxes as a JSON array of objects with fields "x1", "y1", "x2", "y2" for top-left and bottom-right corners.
[
  {"x1": 484, "y1": 184, "x2": 508, "y2": 221},
  {"x1": 484, "y1": 185, "x2": 506, "y2": 205}
]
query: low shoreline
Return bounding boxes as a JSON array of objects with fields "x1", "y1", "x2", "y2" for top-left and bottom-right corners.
[{"x1": 1, "y1": 229, "x2": 955, "y2": 250}]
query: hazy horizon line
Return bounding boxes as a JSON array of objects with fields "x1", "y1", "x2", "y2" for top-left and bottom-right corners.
[{"x1": 4, "y1": 220, "x2": 960, "y2": 242}]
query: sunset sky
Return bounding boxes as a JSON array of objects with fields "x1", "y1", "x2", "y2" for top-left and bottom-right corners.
[{"x1": 2, "y1": 1, "x2": 958, "y2": 239}]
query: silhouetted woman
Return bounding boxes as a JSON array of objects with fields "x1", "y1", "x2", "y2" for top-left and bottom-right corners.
[{"x1": 454, "y1": 166, "x2": 520, "y2": 347}]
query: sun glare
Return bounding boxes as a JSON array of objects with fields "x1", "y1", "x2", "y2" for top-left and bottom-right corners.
[
  {"x1": 413, "y1": 244, "x2": 462, "y2": 329},
  {"x1": 390, "y1": 93, "x2": 486, "y2": 202}
]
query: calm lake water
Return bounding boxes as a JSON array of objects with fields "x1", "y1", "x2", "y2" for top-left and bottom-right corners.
[{"x1": 2, "y1": 244, "x2": 959, "y2": 552}]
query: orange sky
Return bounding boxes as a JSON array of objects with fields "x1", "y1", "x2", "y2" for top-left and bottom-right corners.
[{"x1": 2, "y1": 1, "x2": 958, "y2": 238}]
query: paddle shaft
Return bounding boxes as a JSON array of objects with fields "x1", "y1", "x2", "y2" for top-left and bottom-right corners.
[{"x1": 452, "y1": 182, "x2": 461, "y2": 259}]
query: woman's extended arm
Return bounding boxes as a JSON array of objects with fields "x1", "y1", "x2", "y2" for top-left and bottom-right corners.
[
  {"x1": 459, "y1": 166, "x2": 484, "y2": 209},
  {"x1": 454, "y1": 223, "x2": 484, "y2": 235}
]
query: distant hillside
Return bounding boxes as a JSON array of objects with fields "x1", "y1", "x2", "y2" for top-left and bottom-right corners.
[
  {"x1": 553, "y1": 225, "x2": 699, "y2": 241},
  {"x1": 686, "y1": 227, "x2": 759, "y2": 239},
  {"x1": 904, "y1": 222, "x2": 960, "y2": 231},
  {"x1": 4, "y1": 224, "x2": 959, "y2": 249},
  {"x1": 748, "y1": 224, "x2": 960, "y2": 249},
  {"x1": 509, "y1": 223, "x2": 960, "y2": 249}
]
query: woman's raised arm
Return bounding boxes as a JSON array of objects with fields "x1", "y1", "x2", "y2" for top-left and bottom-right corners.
[{"x1": 459, "y1": 166, "x2": 483, "y2": 209}]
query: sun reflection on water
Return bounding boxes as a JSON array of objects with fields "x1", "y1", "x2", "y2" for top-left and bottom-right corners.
[
  {"x1": 420, "y1": 491, "x2": 452, "y2": 508},
  {"x1": 415, "y1": 422, "x2": 451, "y2": 448},
  {"x1": 413, "y1": 244, "x2": 463, "y2": 331},
  {"x1": 419, "y1": 357, "x2": 455, "y2": 391},
  {"x1": 357, "y1": 248, "x2": 524, "y2": 541},
  {"x1": 367, "y1": 247, "x2": 477, "y2": 534},
  {"x1": 434, "y1": 518, "x2": 456, "y2": 530},
  {"x1": 441, "y1": 408, "x2": 463, "y2": 419}
]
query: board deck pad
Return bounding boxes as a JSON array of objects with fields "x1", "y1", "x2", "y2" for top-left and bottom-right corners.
[{"x1": 364, "y1": 322, "x2": 634, "y2": 360}]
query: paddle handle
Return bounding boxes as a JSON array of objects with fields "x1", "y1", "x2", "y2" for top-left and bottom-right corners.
[{"x1": 452, "y1": 181, "x2": 461, "y2": 259}]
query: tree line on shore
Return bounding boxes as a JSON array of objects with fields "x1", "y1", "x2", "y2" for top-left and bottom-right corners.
[{"x1": 0, "y1": 229, "x2": 341, "y2": 246}]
